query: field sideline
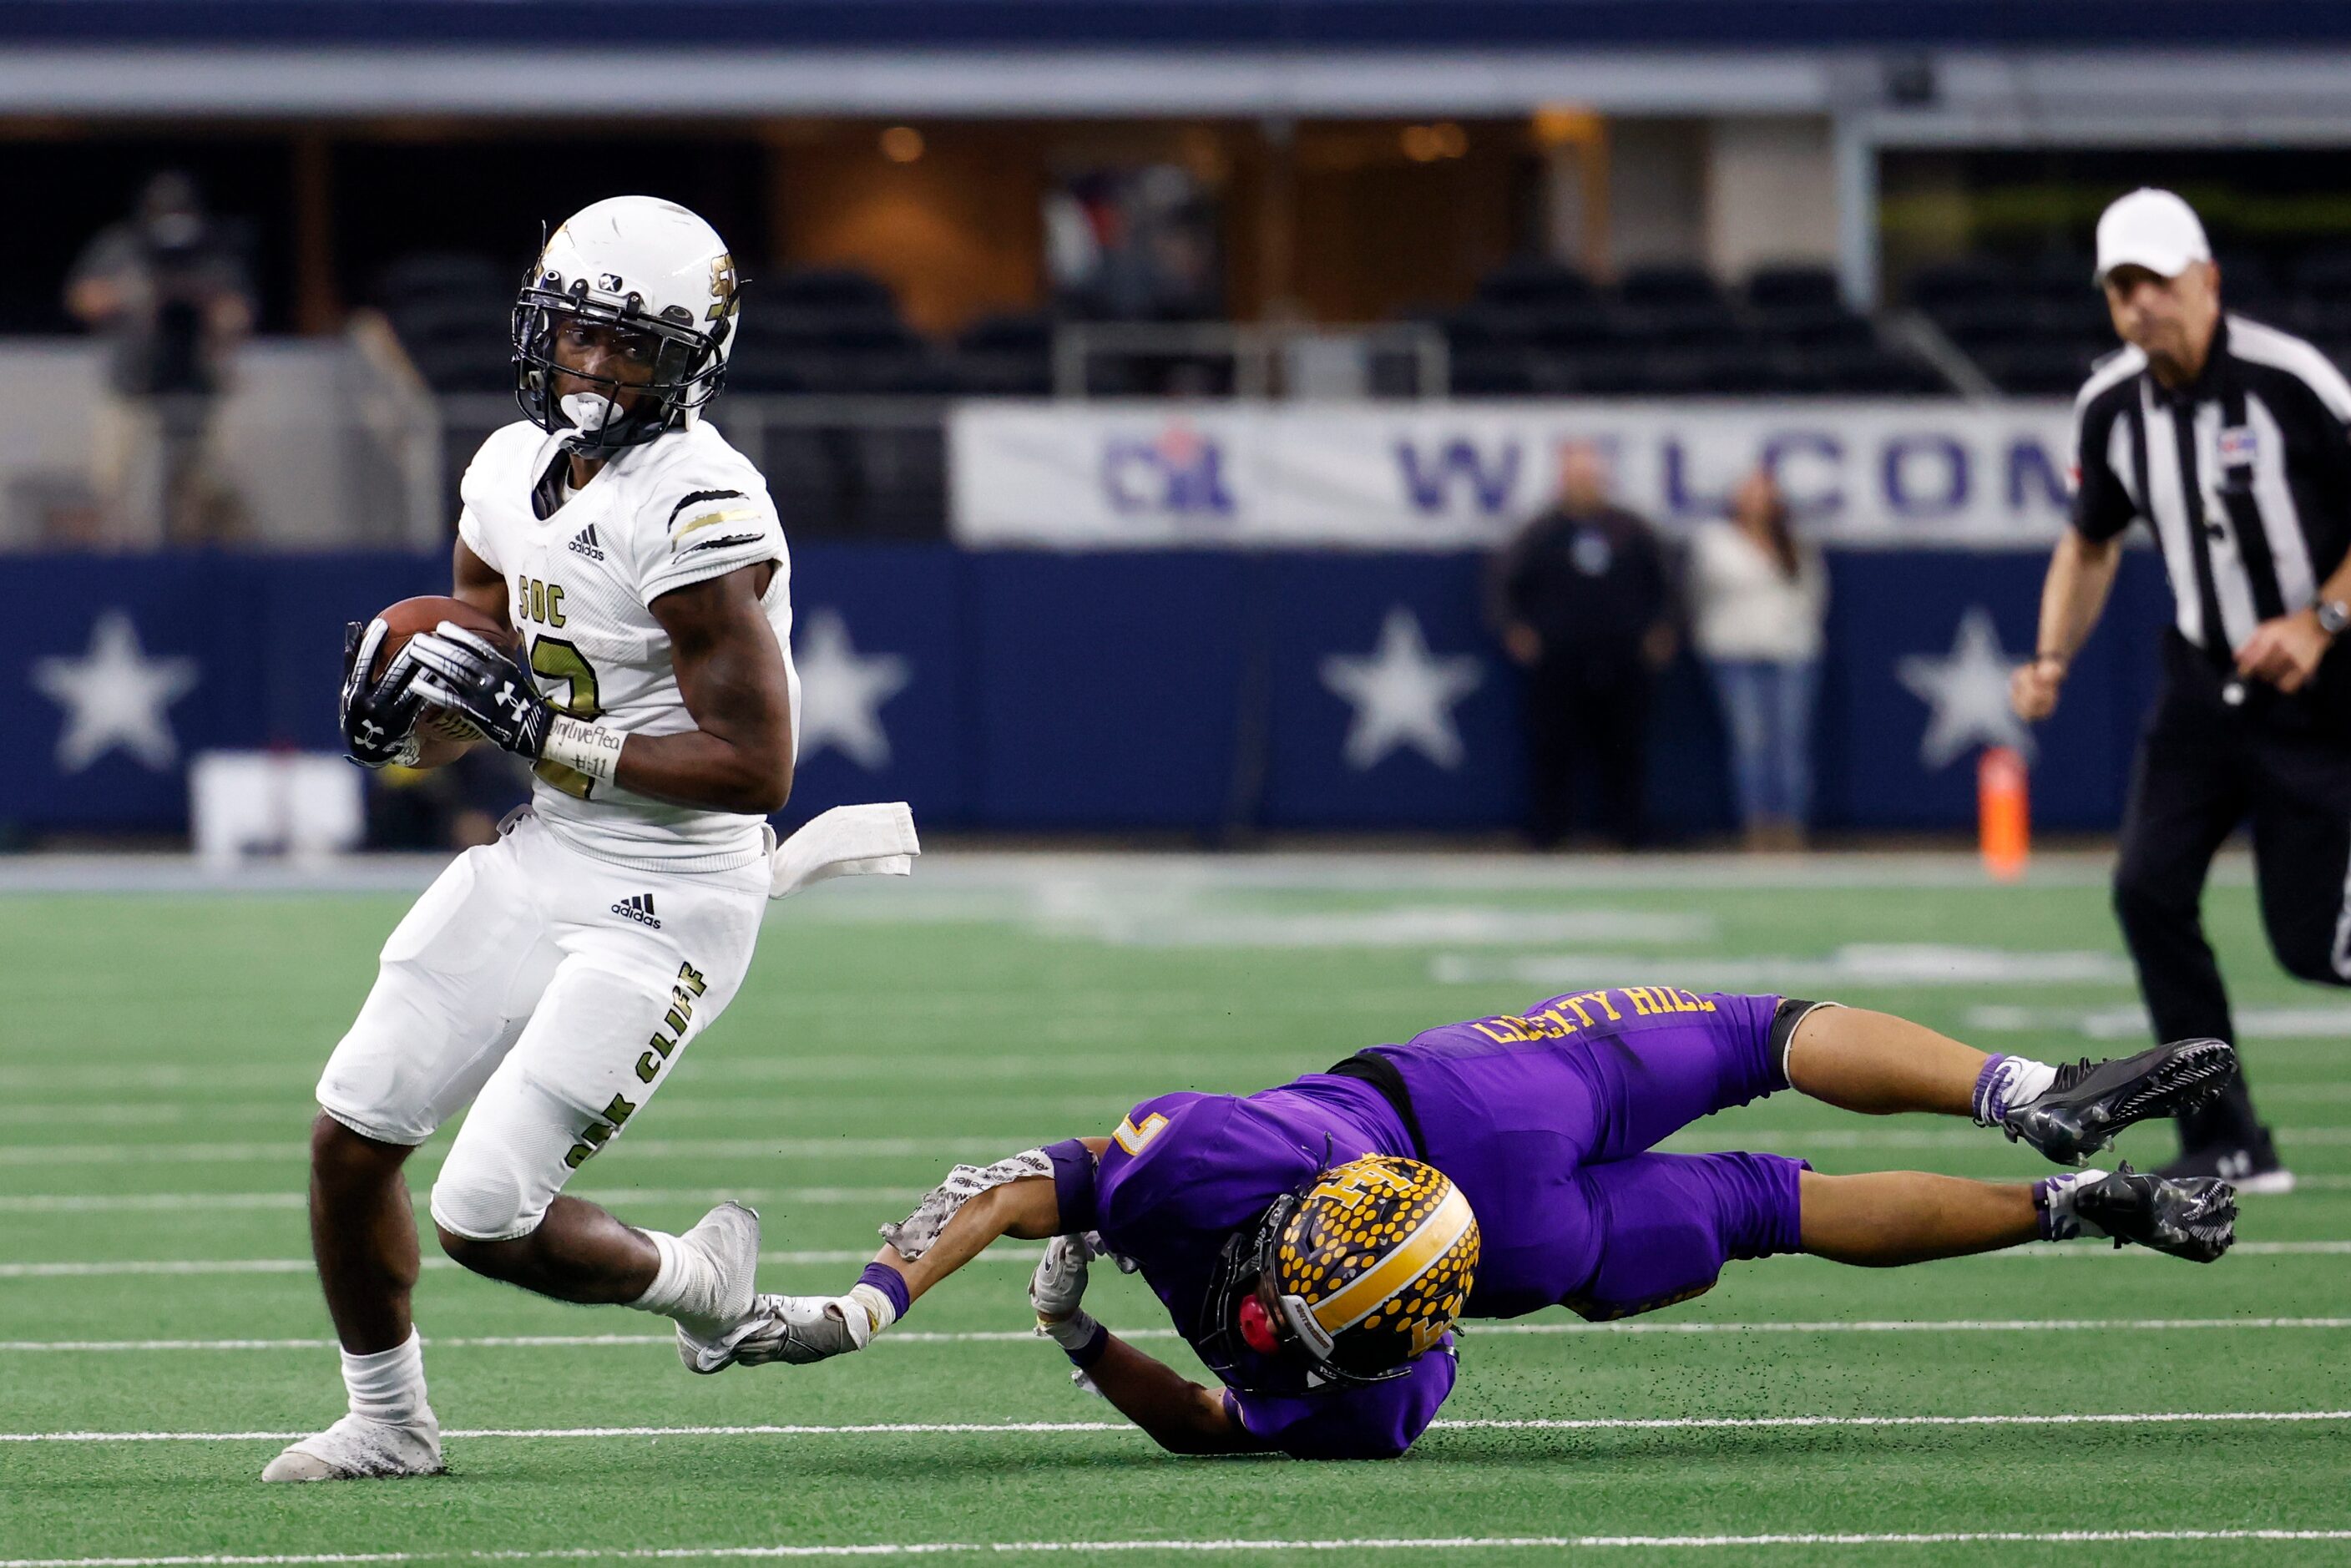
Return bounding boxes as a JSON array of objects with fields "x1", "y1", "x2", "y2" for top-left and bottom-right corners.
[{"x1": 4, "y1": 852, "x2": 2349, "y2": 1566}]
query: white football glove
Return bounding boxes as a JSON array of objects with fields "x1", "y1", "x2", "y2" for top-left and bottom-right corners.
[
  {"x1": 724, "y1": 1287, "x2": 892, "y2": 1367},
  {"x1": 1029, "y1": 1234, "x2": 1095, "y2": 1323}
]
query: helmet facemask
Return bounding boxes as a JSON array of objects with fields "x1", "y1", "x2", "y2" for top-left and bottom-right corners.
[{"x1": 513, "y1": 274, "x2": 732, "y2": 457}]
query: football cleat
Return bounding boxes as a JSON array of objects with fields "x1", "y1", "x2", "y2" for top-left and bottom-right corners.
[
  {"x1": 2065, "y1": 1164, "x2": 2237, "y2": 1263},
  {"x1": 2160, "y1": 1130, "x2": 2297, "y2": 1196},
  {"x1": 679, "y1": 1292, "x2": 861, "y2": 1373},
  {"x1": 260, "y1": 1409, "x2": 444, "y2": 1482},
  {"x1": 665, "y1": 1201, "x2": 762, "y2": 1347},
  {"x1": 2000, "y1": 1038, "x2": 2237, "y2": 1165}
]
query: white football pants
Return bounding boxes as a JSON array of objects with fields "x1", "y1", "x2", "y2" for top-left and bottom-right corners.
[{"x1": 316, "y1": 810, "x2": 766, "y2": 1241}]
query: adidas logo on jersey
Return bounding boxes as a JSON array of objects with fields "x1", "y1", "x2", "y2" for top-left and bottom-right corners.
[
  {"x1": 611, "y1": 893, "x2": 660, "y2": 929},
  {"x1": 568, "y1": 523, "x2": 606, "y2": 562}
]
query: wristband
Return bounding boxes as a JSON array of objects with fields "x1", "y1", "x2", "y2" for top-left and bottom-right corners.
[
  {"x1": 856, "y1": 1262, "x2": 912, "y2": 1325},
  {"x1": 1037, "y1": 1309, "x2": 1109, "y2": 1368},
  {"x1": 542, "y1": 715, "x2": 625, "y2": 783},
  {"x1": 838, "y1": 1282, "x2": 901, "y2": 1348}
]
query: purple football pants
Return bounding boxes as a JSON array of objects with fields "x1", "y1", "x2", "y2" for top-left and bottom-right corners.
[{"x1": 1379, "y1": 990, "x2": 1811, "y2": 1321}]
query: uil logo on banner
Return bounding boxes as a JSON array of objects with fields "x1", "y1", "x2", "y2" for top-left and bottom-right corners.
[{"x1": 1100, "y1": 423, "x2": 1235, "y2": 521}]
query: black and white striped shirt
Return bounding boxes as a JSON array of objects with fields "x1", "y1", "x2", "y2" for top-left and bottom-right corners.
[{"x1": 2073, "y1": 315, "x2": 2351, "y2": 660}]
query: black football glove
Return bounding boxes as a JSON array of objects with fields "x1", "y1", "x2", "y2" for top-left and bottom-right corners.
[
  {"x1": 339, "y1": 618, "x2": 426, "y2": 769},
  {"x1": 403, "y1": 624, "x2": 553, "y2": 760}
]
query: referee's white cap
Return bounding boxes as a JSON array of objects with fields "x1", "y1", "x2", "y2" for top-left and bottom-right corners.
[{"x1": 2095, "y1": 189, "x2": 2212, "y2": 286}]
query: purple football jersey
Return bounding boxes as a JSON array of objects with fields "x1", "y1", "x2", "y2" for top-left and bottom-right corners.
[{"x1": 1046, "y1": 1073, "x2": 1455, "y2": 1459}]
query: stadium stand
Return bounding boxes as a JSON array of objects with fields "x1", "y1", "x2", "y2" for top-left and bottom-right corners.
[{"x1": 1435, "y1": 258, "x2": 1947, "y2": 397}]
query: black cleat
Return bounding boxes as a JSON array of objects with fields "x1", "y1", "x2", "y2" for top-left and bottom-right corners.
[
  {"x1": 2068, "y1": 1163, "x2": 2237, "y2": 1263},
  {"x1": 2000, "y1": 1038, "x2": 2237, "y2": 1165},
  {"x1": 2160, "y1": 1127, "x2": 2296, "y2": 1196}
]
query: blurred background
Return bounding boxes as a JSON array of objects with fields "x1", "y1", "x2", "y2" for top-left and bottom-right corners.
[{"x1": 3, "y1": 0, "x2": 2344, "y2": 857}]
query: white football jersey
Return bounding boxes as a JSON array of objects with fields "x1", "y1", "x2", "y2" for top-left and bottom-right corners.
[{"x1": 456, "y1": 419, "x2": 799, "y2": 873}]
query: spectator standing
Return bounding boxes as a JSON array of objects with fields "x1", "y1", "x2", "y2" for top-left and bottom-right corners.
[
  {"x1": 1689, "y1": 468, "x2": 1828, "y2": 850},
  {"x1": 63, "y1": 171, "x2": 254, "y2": 545},
  {"x1": 1490, "y1": 441, "x2": 1676, "y2": 847}
]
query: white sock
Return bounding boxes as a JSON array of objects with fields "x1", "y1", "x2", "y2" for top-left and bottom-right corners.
[
  {"x1": 1973, "y1": 1054, "x2": 2058, "y2": 1125},
  {"x1": 2035, "y1": 1169, "x2": 2110, "y2": 1241},
  {"x1": 629, "y1": 1229, "x2": 723, "y2": 1321},
  {"x1": 341, "y1": 1329, "x2": 428, "y2": 1426}
]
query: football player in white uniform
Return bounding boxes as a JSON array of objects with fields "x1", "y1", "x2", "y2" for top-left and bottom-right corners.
[{"x1": 268, "y1": 197, "x2": 797, "y2": 1481}]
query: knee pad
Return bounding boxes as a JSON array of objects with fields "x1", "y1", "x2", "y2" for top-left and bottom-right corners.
[{"x1": 428, "y1": 1147, "x2": 538, "y2": 1245}]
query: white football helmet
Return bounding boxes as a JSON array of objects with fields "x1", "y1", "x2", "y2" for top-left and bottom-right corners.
[{"x1": 512, "y1": 195, "x2": 741, "y2": 454}]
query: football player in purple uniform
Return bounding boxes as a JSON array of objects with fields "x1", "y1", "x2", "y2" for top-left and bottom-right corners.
[{"x1": 691, "y1": 991, "x2": 2237, "y2": 1459}]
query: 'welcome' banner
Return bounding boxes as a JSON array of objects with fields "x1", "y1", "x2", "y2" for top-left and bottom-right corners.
[{"x1": 950, "y1": 399, "x2": 2079, "y2": 549}]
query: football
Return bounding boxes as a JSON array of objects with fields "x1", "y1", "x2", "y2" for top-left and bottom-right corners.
[{"x1": 369, "y1": 594, "x2": 516, "y2": 769}]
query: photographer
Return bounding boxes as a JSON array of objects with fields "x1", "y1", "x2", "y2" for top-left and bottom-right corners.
[{"x1": 63, "y1": 171, "x2": 254, "y2": 545}]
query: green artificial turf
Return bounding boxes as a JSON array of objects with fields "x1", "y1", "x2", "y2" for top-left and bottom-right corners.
[{"x1": 3, "y1": 856, "x2": 2350, "y2": 1566}]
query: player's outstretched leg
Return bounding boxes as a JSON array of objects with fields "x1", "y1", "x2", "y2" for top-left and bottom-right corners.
[
  {"x1": 1568, "y1": 1146, "x2": 2234, "y2": 1323},
  {"x1": 1784, "y1": 1005, "x2": 2236, "y2": 1165},
  {"x1": 1799, "y1": 1166, "x2": 2236, "y2": 1266},
  {"x1": 261, "y1": 1115, "x2": 445, "y2": 1483}
]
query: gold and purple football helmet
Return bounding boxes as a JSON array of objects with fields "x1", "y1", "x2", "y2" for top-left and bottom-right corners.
[{"x1": 1211, "y1": 1155, "x2": 1479, "y2": 1389}]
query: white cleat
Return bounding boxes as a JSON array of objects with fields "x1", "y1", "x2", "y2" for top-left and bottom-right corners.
[
  {"x1": 669, "y1": 1200, "x2": 762, "y2": 1364},
  {"x1": 260, "y1": 1409, "x2": 443, "y2": 1482}
]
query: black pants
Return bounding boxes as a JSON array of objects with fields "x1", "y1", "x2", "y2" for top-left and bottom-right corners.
[
  {"x1": 2115, "y1": 633, "x2": 2351, "y2": 1151},
  {"x1": 1524, "y1": 649, "x2": 1649, "y2": 847}
]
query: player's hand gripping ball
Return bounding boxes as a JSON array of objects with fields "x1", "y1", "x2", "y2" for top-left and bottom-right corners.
[
  {"x1": 341, "y1": 596, "x2": 515, "y2": 770},
  {"x1": 405, "y1": 620, "x2": 556, "y2": 762}
]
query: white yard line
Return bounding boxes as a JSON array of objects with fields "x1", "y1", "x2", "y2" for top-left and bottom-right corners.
[
  {"x1": 10, "y1": 1410, "x2": 2351, "y2": 1446},
  {"x1": 8, "y1": 1239, "x2": 2343, "y2": 1281},
  {"x1": 13, "y1": 1166, "x2": 2351, "y2": 1216},
  {"x1": 0, "y1": 1249, "x2": 1045, "y2": 1279},
  {"x1": 7, "y1": 1318, "x2": 2351, "y2": 1353},
  {"x1": 5, "y1": 1530, "x2": 2351, "y2": 1566},
  {"x1": 0, "y1": 846, "x2": 2146, "y2": 898},
  {"x1": 0, "y1": 1188, "x2": 923, "y2": 1215},
  {"x1": 19, "y1": 1124, "x2": 2351, "y2": 1166},
  {"x1": 0, "y1": 1138, "x2": 1029, "y2": 1167}
]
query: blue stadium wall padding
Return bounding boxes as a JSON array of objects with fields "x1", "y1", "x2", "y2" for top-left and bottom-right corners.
[{"x1": 0, "y1": 544, "x2": 2172, "y2": 840}]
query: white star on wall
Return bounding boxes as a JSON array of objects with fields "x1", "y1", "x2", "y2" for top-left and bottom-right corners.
[
  {"x1": 1320, "y1": 606, "x2": 1484, "y2": 771},
  {"x1": 1897, "y1": 605, "x2": 2036, "y2": 771},
  {"x1": 795, "y1": 609, "x2": 911, "y2": 771},
  {"x1": 32, "y1": 609, "x2": 200, "y2": 773}
]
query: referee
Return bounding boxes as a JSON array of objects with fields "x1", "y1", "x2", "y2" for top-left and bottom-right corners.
[{"x1": 2012, "y1": 187, "x2": 2351, "y2": 1193}]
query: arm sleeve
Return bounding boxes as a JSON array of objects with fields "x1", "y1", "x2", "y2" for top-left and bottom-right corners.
[
  {"x1": 1225, "y1": 1349, "x2": 1457, "y2": 1460},
  {"x1": 2070, "y1": 392, "x2": 2138, "y2": 544},
  {"x1": 640, "y1": 482, "x2": 787, "y2": 607},
  {"x1": 1044, "y1": 1138, "x2": 1099, "y2": 1235}
]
